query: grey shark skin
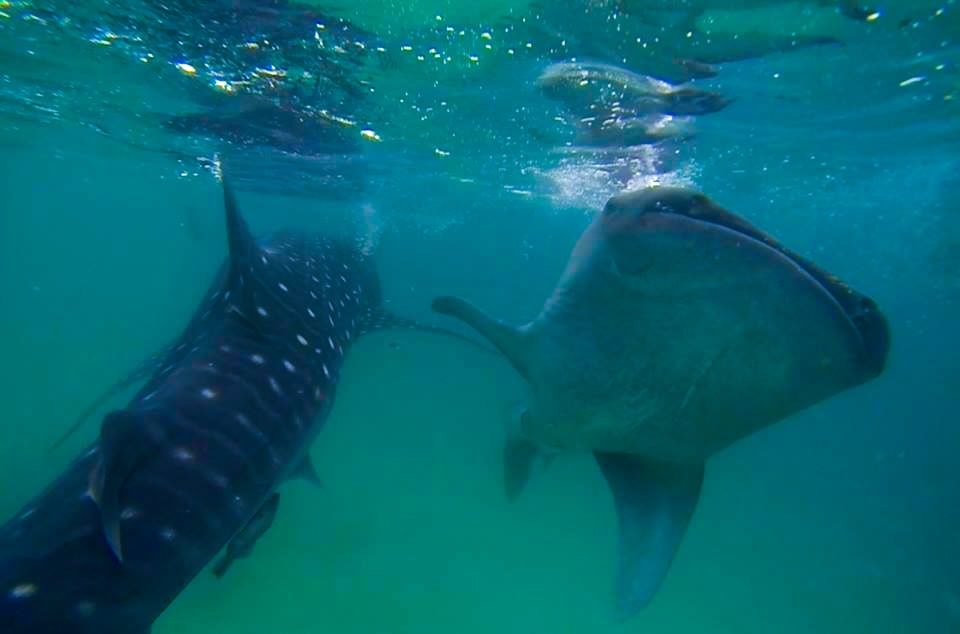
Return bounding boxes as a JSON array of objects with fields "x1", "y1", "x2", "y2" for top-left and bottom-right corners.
[
  {"x1": 0, "y1": 177, "x2": 450, "y2": 633},
  {"x1": 433, "y1": 186, "x2": 889, "y2": 618}
]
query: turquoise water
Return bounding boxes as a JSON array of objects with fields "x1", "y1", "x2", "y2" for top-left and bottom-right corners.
[{"x1": 1, "y1": 1, "x2": 958, "y2": 632}]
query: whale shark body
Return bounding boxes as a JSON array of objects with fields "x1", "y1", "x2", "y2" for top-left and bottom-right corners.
[
  {"x1": 0, "y1": 177, "x2": 463, "y2": 632},
  {"x1": 433, "y1": 186, "x2": 890, "y2": 617}
]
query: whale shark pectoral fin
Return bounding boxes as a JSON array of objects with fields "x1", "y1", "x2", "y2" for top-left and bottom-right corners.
[
  {"x1": 292, "y1": 455, "x2": 324, "y2": 488},
  {"x1": 594, "y1": 452, "x2": 704, "y2": 617},
  {"x1": 49, "y1": 341, "x2": 177, "y2": 453},
  {"x1": 502, "y1": 408, "x2": 557, "y2": 500},
  {"x1": 90, "y1": 410, "x2": 164, "y2": 564},
  {"x1": 504, "y1": 431, "x2": 541, "y2": 500},
  {"x1": 431, "y1": 296, "x2": 531, "y2": 380}
]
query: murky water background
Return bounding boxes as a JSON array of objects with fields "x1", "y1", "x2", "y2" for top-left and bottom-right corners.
[{"x1": 1, "y1": 1, "x2": 958, "y2": 632}]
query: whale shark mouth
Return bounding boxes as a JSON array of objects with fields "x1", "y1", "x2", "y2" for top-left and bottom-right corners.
[{"x1": 603, "y1": 187, "x2": 890, "y2": 378}]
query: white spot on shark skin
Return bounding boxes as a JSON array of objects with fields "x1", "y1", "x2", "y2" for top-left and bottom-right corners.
[
  {"x1": 18, "y1": 508, "x2": 36, "y2": 522},
  {"x1": 314, "y1": 386, "x2": 324, "y2": 400},
  {"x1": 261, "y1": 255, "x2": 268, "y2": 265},
  {"x1": 309, "y1": 290, "x2": 317, "y2": 300},
  {"x1": 322, "y1": 364, "x2": 331, "y2": 379},
  {"x1": 9, "y1": 583, "x2": 37, "y2": 599},
  {"x1": 296, "y1": 334, "x2": 308, "y2": 346},
  {"x1": 121, "y1": 507, "x2": 141, "y2": 520},
  {"x1": 278, "y1": 282, "x2": 289, "y2": 292},
  {"x1": 307, "y1": 308, "x2": 316, "y2": 318},
  {"x1": 160, "y1": 527, "x2": 177, "y2": 542},
  {"x1": 224, "y1": 291, "x2": 231, "y2": 301},
  {"x1": 173, "y1": 447, "x2": 195, "y2": 462},
  {"x1": 314, "y1": 347, "x2": 323, "y2": 355},
  {"x1": 234, "y1": 412, "x2": 266, "y2": 441},
  {"x1": 209, "y1": 471, "x2": 229, "y2": 488},
  {"x1": 75, "y1": 601, "x2": 96, "y2": 618},
  {"x1": 283, "y1": 360, "x2": 296, "y2": 373},
  {"x1": 257, "y1": 306, "x2": 269, "y2": 317},
  {"x1": 328, "y1": 315, "x2": 335, "y2": 327},
  {"x1": 201, "y1": 388, "x2": 217, "y2": 400},
  {"x1": 220, "y1": 344, "x2": 232, "y2": 353},
  {"x1": 328, "y1": 336, "x2": 336, "y2": 350},
  {"x1": 269, "y1": 377, "x2": 282, "y2": 394},
  {"x1": 251, "y1": 354, "x2": 265, "y2": 365},
  {"x1": 345, "y1": 329, "x2": 351, "y2": 341}
]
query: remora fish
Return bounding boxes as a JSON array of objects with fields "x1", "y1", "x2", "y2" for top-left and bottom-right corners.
[
  {"x1": 432, "y1": 186, "x2": 889, "y2": 617},
  {"x1": 0, "y1": 176, "x2": 472, "y2": 633},
  {"x1": 211, "y1": 492, "x2": 280, "y2": 579}
]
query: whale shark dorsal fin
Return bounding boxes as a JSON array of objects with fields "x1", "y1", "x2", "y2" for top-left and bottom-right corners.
[
  {"x1": 89, "y1": 410, "x2": 166, "y2": 563},
  {"x1": 431, "y1": 296, "x2": 531, "y2": 380},
  {"x1": 222, "y1": 175, "x2": 256, "y2": 264},
  {"x1": 219, "y1": 175, "x2": 270, "y2": 334},
  {"x1": 594, "y1": 452, "x2": 703, "y2": 618}
]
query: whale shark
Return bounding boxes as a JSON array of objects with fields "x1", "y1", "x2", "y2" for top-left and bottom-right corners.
[
  {"x1": 432, "y1": 186, "x2": 890, "y2": 618},
  {"x1": 0, "y1": 174, "x2": 477, "y2": 633}
]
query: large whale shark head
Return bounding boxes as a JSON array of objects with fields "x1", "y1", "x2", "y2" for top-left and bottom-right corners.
[{"x1": 433, "y1": 186, "x2": 889, "y2": 618}]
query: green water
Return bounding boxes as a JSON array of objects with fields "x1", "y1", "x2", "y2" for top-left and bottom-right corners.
[{"x1": 1, "y1": 0, "x2": 959, "y2": 632}]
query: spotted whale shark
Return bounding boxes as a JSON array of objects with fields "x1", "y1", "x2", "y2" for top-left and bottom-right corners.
[
  {"x1": 433, "y1": 186, "x2": 890, "y2": 618},
  {"x1": 0, "y1": 175, "x2": 475, "y2": 633}
]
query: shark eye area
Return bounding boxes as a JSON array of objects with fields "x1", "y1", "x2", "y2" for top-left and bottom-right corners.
[{"x1": 652, "y1": 200, "x2": 674, "y2": 213}]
